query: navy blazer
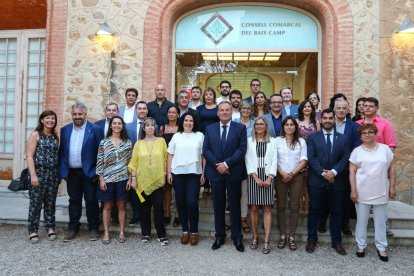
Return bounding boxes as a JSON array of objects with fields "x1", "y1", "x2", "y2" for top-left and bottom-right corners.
[
  {"x1": 58, "y1": 121, "x2": 104, "y2": 179},
  {"x1": 203, "y1": 121, "x2": 247, "y2": 182},
  {"x1": 119, "y1": 105, "x2": 137, "y2": 123},
  {"x1": 282, "y1": 103, "x2": 299, "y2": 119},
  {"x1": 306, "y1": 130, "x2": 350, "y2": 191},
  {"x1": 95, "y1": 119, "x2": 107, "y2": 137},
  {"x1": 334, "y1": 119, "x2": 361, "y2": 151},
  {"x1": 125, "y1": 120, "x2": 159, "y2": 145}
]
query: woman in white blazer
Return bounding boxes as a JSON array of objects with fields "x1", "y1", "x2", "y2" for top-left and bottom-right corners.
[{"x1": 245, "y1": 116, "x2": 277, "y2": 254}]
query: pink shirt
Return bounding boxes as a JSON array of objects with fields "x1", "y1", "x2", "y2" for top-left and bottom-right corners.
[{"x1": 356, "y1": 116, "x2": 397, "y2": 148}]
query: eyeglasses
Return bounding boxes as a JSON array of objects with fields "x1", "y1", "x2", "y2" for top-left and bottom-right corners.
[
  {"x1": 254, "y1": 123, "x2": 265, "y2": 126},
  {"x1": 361, "y1": 131, "x2": 376, "y2": 136},
  {"x1": 251, "y1": 84, "x2": 260, "y2": 87},
  {"x1": 271, "y1": 101, "x2": 283, "y2": 105}
]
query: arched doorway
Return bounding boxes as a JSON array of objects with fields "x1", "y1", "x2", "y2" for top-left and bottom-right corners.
[{"x1": 142, "y1": 0, "x2": 353, "y2": 108}]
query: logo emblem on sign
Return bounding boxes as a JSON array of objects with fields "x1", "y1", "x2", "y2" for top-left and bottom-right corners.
[{"x1": 201, "y1": 12, "x2": 233, "y2": 45}]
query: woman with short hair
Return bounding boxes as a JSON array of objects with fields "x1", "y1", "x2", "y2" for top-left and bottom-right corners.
[{"x1": 350, "y1": 123, "x2": 396, "y2": 262}]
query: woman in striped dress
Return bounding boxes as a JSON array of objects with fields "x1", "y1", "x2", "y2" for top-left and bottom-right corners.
[
  {"x1": 245, "y1": 117, "x2": 277, "y2": 254},
  {"x1": 96, "y1": 116, "x2": 132, "y2": 244}
]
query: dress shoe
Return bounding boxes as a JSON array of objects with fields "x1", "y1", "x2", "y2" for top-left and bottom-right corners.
[
  {"x1": 356, "y1": 249, "x2": 365, "y2": 258},
  {"x1": 180, "y1": 233, "x2": 189, "y2": 245},
  {"x1": 89, "y1": 229, "x2": 99, "y2": 241},
  {"x1": 331, "y1": 243, "x2": 347, "y2": 255},
  {"x1": 63, "y1": 230, "x2": 79, "y2": 242},
  {"x1": 234, "y1": 240, "x2": 245, "y2": 252},
  {"x1": 342, "y1": 227, "x2": 352, "y2": 236},
  {"x1": 305, "y1": 240, "x2": 317, "y2": 253},
  {"x1": 377, "y1": 250, "x2": 389, "y2": 262},
  {"x1": 211, "y1": 239, "x2": 225, "y2": 250},
  {"x1": 318, "y1": 223, "x2": 327, "y2": 233}
]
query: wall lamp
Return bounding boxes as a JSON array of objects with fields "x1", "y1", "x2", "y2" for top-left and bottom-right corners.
[
  {"x1": 396, "y1": 18, "x2": 414, "y2": 33},
  {"x1": 96, "y1": 22, "x2": 114, "y2": 35}
]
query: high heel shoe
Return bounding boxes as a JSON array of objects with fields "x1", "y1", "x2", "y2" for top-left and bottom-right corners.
[
  {"x1": 356, "y1": 248, "x2": 365, "y2": 258},
  {"x1": 377, "y1": 249, "x2": 388, "y2": 262}
]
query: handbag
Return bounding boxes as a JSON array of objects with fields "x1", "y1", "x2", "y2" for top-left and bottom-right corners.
[{"x1": 8, "y1": 168, "x2": 29, "y2": 191}]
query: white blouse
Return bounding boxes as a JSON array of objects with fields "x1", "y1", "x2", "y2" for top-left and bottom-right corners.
[
  {"x1": 349, "y1": 143, "x2": 393, "y2": 204},
  {"x1": 167, "y1": 132, "x2": 204, "y2": 175},
  {"x1": 275, "y1": 137, "x2": 307, "y2": 172}
]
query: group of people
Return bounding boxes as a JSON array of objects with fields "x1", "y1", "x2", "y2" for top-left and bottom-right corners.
[{"x1": 25, "y1": 80, "x2": 397, "y2": 261}]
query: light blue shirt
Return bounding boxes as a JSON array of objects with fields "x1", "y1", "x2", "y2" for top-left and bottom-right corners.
[
  {"x1": 219, "y1": 121, "x2": 231, "y2": 140},
  {"x1": 69, "y1": 121, "x2": 87, "y2": 168},
  {"x1": 335, "y1": 118, "x2": 346, "y2": 134}
]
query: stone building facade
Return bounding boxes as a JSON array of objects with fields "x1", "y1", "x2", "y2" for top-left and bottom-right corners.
[{"x1": 0, "y1": 0, "x2": 413, "y2": 204}]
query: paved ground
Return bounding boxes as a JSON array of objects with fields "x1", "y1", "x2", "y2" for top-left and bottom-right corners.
[{"x1": 1, "y1": 224, "x2": 413, "y2": 275}]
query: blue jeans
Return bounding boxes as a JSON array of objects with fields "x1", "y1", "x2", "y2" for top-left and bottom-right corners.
[
  {"x1": 173, "y1": 174, "x2": 201, "y2": 233},
  {"x1": 307, "y1": 185, "x2": 344, "y2": 245},
  {"x1": 67, "y1": 168, "x2": 99, "y2": 231}
]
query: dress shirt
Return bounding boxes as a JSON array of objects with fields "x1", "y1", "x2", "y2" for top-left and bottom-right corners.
[
  {"x1": 322, "y1": 129, "x2": 337, "y2": 176},
  {"x1": 179, "y1": 108, "x2": 190, "y2": 117},
  {"x1": 219, "y1": 121, "x2": 231, "y2": 168},
  {"x1": 123, "y1": 105, "x2": 135, "y2": 123},
  {"x1": 136, "y1": 120, "x2": 144, "y2": 139},
  {"x1": 271, "y1": 112, "x2": 283, "y2": 137},
  {"x1": 284, "y1": 102, "x2": 292, "y2": 116},
  {"x1": 232, "y1": 111, "x2": 240, "y2": 121},
  {"x1": 216, "y1": 97, "x2": 230, "y2": 104},
  {"x1": 356, "y1": 116, "x2": 397, "y2": 148},
  {"x1": 188, "y1": 101, "x2": 202, "y2": 110},
  {"x1": 276, "y1": 137, "x2": 307, "y2": 172},
  {"x1": 69, "y1": 121, "x2": 87, "y2": 168},
  {"x1": 335, "y1": 118, "x2": 346, "y2": 134},
  {"x1": 104, "y1": 119, "x2": 110, "y2": 137}
]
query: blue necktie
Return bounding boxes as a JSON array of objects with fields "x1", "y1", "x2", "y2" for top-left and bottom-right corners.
[
  {"x1": 221, "y1": 125, "x2": 227, "y2": 150},
  {"x1": 326, "y1": 133, "x2": 332, "y2": 160}
]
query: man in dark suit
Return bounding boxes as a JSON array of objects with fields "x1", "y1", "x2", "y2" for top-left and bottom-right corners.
[
  {"x1": 203, "y1": 101, "x2": 247, "y2": 252},
  {"x1": 306, "y1": 108, "x2": 350, "y2": 255},
  {"x1": 243, "y1": 79, "x2": 261, "y2": 104},
  {"x1": 59, "y1": 103, "x2": 103, "y2": 241},
  {"x1": 280, "y1": 87, "x2": 299, "y2": 119},
  {"x1": 95, "y1": 102, "x2": 118, "y2": 137}
]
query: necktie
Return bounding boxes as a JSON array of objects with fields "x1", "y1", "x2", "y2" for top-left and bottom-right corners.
[
  {"x1": 326, "y1": 133, "x2": 332, "y2": 160},
  {"x1": 221, "y1": 125, "x2": 227, "y2": 150},
  {"x1": 137, "y1": 122, "x2": 143, "y2": 139}
]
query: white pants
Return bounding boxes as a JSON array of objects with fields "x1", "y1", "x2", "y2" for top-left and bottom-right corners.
[
  {"x1": 241, "y1": 179, "x2": 248, "y2": 218},
  {"x1": 355, "y1": 202, "x2": 388, "y2": 251}
]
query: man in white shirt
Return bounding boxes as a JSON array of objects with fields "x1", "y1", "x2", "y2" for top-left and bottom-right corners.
[
  {"x1": 216, "y1": 80, "x2": 231, "y2": 104},
  {"x1": 95, "y1": 103, "x2": 118, "y2": 137},
  {"x1": 119, "y1": 88, "x2": 138, "y2": 123},
  {"x1": 188, "y1": 86, "x2": 203, "y2": 110},
  {"x1": 230, "y1": 90, "x2": 242, "y2": 120}
]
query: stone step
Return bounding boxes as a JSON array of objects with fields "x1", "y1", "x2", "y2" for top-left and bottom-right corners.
[{"x1": 2, "y1": 188, "x2": 414, "y2": 245}]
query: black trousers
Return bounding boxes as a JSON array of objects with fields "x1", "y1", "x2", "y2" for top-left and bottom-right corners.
[{"x1": 138, "y1": 187, "x2": 166, "y2": 238}]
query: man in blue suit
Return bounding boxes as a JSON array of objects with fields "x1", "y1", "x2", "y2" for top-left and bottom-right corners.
[
  {"x1": 280, "y1": 87, "x2": 299, "y2": 119},
  {"x1": 305, "y1": 108, "x2": 350, "y2": 255},
  {"x1": 59, "y1": 103, "x2": 103, "y2": 241},
  {"x1": 119, "y1": 88, "x2": 138, "y2": 124},
  {"x1": 95, "y1": 102, "x2": 118, "y2": 137},
  {"x1": 203, "y1": 101, "x2": 247, "y2": 252},
  {"x1": 263, "y1": 94, "x2": 285, "y2": 137}
]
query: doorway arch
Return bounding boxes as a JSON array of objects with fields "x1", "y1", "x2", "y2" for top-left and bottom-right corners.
[{"x1": 142, "y1": 0, "x2": 353, "y2": 107}]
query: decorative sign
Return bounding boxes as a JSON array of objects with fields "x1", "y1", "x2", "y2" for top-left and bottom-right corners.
[
  {"x1": 201, "y1": 13, "x2": 234, "y2": 44},
  {"x1": 176, "y1": 6, "x2": 318, "y2": 50}
]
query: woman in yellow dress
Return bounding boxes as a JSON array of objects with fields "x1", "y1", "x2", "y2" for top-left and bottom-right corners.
[{"x1": 129, "y1": 118, "x2": 169, "y2": 245}]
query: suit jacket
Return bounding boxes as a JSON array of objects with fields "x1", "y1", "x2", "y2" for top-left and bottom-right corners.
[
  {"x1": 119, "y1": 105, "x2": 137, "y2": 123},
  {"x1": 203, "y1": 121, "x2": 247, "y2": 182},
  {"x1": 95, "y1": 119, "x2": 107, "y2": 137},
  {"x1": 282, "y1": 103, "x2": 299, "y2": 119},
  {"x1": 263, "y1": 112, "x2": 285, "y2": 138},
  {"x1": 245, "y1": 137, "x2": 278, "y2": 176},
  {"x1": 125, "y1": 120, "x2": 159, "y2": 145},
  {"x1": 334, "y1": 119, "x2": 361, "y2": 151},
  {"x1": 58, "y1": 121, "x2": 104, "y2": 179},
  {"x1": 306, "y1": 130, "x2": 350, "y2": 191}
]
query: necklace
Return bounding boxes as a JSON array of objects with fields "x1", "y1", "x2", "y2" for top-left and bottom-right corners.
[{"x1": 144, "y1": 139, "x2": 155, "y2": 165}]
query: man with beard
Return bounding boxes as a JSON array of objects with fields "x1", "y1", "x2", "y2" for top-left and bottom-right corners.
[
  {"x1": 147, "y1": 84, "x2": 174, "y2": 127},
  {"x1": 230, "y1": 90, "x2": 242, "y2": 120},
  {"x1": 216, "y1": 80, "x2": 231, "y2": 104},
  {"x1": 188, "y1": 86, "x2": 203, "y2": 110},
  {"x1": 305, "y1": 109, "x2": 350, "y2": 256}
]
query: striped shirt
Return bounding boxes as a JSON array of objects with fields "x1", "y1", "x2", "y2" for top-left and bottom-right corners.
[{"x1": 96, "y1": 138, "x2": 132, "y2": 182}]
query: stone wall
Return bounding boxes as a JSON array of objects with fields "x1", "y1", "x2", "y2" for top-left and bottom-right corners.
[
  {"x1": 379, "y1": 0, "x2": 414, "y2": 204},
  {"x1": 63, "y1": 0, "x2": 150, "y2": 123}
]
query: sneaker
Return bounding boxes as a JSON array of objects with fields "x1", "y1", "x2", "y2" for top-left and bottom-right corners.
[
  {"x1": 129, "y1": 218, "x2": 140, "y2": 227},
  {"x1": 158, "y1": 237, "x2": 169, "y2": 246},
  {"x1": 141, "y1": 236, "x2": 150, "y2": 243},
  {"x1": 63, "y1": 231, "x2": 79, "y2": 242},
  {"x1": 89, "y1": 230, "x2": 99, "y2": 241}
]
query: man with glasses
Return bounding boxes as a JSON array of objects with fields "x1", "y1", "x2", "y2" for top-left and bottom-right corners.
[
  {"x1": 263, "y1": 94, "x2": 285, "y2": 137},
  {"x1": 243, "y1": 79, "x2": 261, "y2": 104},
  {"x1": 216, "y1": 80, "x2": 231, "y2": 104}
]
